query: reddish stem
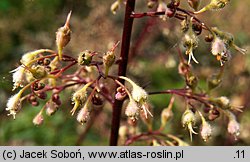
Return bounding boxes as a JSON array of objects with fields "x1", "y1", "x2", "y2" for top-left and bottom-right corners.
[{"x1": 109, "y1": 0, "x2": 136, "y2": 146}]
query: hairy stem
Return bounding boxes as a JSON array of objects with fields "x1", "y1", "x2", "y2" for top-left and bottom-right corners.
[{"x1": 109, "y1": 0, "x2": 136, "y2": 146}]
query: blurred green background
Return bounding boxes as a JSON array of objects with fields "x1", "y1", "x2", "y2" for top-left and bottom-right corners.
[{"x1": 0, "y1": 0, "x2": 250, "y2": 146}]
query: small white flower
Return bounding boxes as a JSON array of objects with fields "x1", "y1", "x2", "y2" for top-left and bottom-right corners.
[
  {"x1": 200, "y1": 121, "x2": 212, "y2": 141},
  {"x1": 125, "y1": 99, "x2": 140, "y2": 120},
  {"x1": 6, "y1": 93, "x2": 22, "y2": 119},
  {"x1": 119, "y1": 76, "x2": 153, "y2": 119},
  {"x1": 131, "y1": 85, "x2": 148, "y2": 103},
  {"x1": 183, "y1": 33, "x2": 199, "y2": 64},
  {"x1": 33, "y1": 112, "x2": 44, "y2": 126},
  {"x1": 182, "y1": 109, "x2": 197, "y2": 141},
  {"x1": 46, "y1": 101, "x2": 59, "y2": 116},
  {"x1": 77, "y1": 107, "x2": 90, "y2": 125},
  {"x1": 10, "y1": 66, "x2": 26, "y2": 91},
  {"x1": 227, "y1": 119, "x2": 240, "y2": 137},
  {"x1": 211, "y1": 37, "x2": 227, "y2": 56}
]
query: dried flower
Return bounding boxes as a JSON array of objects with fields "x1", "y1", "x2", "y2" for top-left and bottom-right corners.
[
  {"x1": 195, "y1": 0, "x2": 230, "y2": 14},
  {"x1": 103, "y1": 50, "x2": 116, "y2": 76},
  {"x1": 77, "y1": 106, "x2": 90, "y2": 125},
  {"x1": 46, "y1": 101, "x2": 59, "y2": 116},
  {"x1": 33, "y1": 111, "x2": 44, "y2": 126},
  {"x1": 182, "y1": 108, "x2": 197, "y2": 141},
  {"x1": 6, "y1": 93, "x2": 22, "y2": 119},
  {"x1": 56, "y1": 11, "x2": 72, "y2": 60},
  {"x1": 78, "y1": 50, "x2": 94, "y2": 66}
]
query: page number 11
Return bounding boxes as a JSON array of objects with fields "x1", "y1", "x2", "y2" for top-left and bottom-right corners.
[{"x1": 234, "y1": 150, "x2": 245, "y2": 159}]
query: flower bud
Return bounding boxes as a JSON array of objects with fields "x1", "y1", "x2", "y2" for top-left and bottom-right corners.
[
  {"x1": 103, "y1": 51, "x2": 116, "y2": 76},
  {"x1": 43, "y1": 58, "x2": 51, "y2": 66},
  {"x1": 111, "y1": 0, "x2": 121, "y2": 15},
  {"x1": 195, "y1": 0, "x2": 230, "y2": 14},
  {"x1": 56, "y1": 11, "x2": 72, "y2": 60},
  {"x1": 91, "y1": 94, "x2": 103, "y2": 106},
  {"x1": 21, "y1": 49, "x2": 51, "y2": 65},
  {"x1": 77, "y1": 106, "x2": 90, "y2": 125},
  {"x1": 207, "y1": 74, "x2": 222, "y2": 90},
  {"x1": 160, "y1": 97, "x2": 175, "y2": 129},
  {"x1": 208, "y1": 108, "x2": 220, "y2": 121},
  {"x1": 33, "y1": 82, "x2": 45, "y2": 91},
  {"x1": 52, "y1": 94, "x2": 62, "y2": 106},
  {"x1": 37, "y1": 92, "x2": 47, "y2": 100},
  {"x1": 147, "y1": 0, "x2": 156, "y2": 8},
  {"x1": 212, "y1": 96, "x2": 230, "y2": 109},
  {"x1": 115, "y1": 87, "x2": 127, "y2": 101},
  {"x1": 31, "y1": 101, "x2": 39, "y2": 106},
  {"x1": 161, "y1": 107, "x2": 173, "y2": 128},
  {"x1": 186, "y1": 74, "x2": 198, "y2": 90},
  {"x1": 188, "y1": 0, "x2": 200, "y2": 11},
  {"x1": 33, "y1": 112, "x2": 44, "y2": 126},
  {"x1": 205, "y1": 34, "x2": 214, "y2": 42}
]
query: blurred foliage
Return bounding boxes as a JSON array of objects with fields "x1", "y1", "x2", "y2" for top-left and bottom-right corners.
[{"x1": 0, "y1": 0, "x2": 250, "y2": 145}]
